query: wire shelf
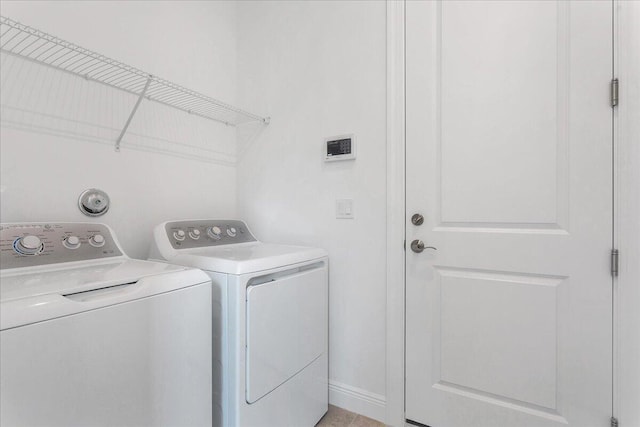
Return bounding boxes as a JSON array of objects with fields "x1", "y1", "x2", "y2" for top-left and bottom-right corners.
[{"x1": 0, "y1": 16, "x2": 269, "y2": 131}]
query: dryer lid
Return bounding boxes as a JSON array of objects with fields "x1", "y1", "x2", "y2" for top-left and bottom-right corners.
[{"x1": 169, "y1": 242, "x2": 328, "y2": 275}]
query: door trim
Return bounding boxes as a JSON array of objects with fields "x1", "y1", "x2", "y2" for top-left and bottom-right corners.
[
  {"x1": 613, "y1": 1, "x2": 640, "y2": 425},
  {"x1": 385, "y1": 0, "x2": 406, "y2": 425}
]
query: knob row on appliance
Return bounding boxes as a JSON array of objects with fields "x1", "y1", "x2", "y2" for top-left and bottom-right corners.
[
  {"x1": 62, "y1": 234, "x2": 106, "y2": 249},
  {"x1": 173, "y1": 226, "x2": 237, "y2": 242},
  {"x1": 13, "y1": 234, "x2": 106, "y2": 255},
  {"x1": 2, "y1": 223, "x2": 122, "y2": 268},
  {"x1": 163, "y1": 220, "x2": 256, "y2": 250}
]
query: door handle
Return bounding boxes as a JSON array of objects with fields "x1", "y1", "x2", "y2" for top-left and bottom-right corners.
[{"x1": 410, "y1": 239, "x2": 437, "y2": 253}]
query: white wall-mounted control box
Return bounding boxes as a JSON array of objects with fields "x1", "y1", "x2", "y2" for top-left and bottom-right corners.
[{"x1": 324, "y1": 134, "x2": 356, "y2": 162}]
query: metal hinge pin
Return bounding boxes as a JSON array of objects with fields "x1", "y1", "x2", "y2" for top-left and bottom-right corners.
[{"x1": 611, "y1": 249, "x2": 619, "y2": 277}]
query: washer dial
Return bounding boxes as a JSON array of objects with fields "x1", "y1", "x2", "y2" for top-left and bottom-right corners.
[
  {"x1": 14, "y1": 235, "x2": 44, "y2": 255},
  {"x1": 89, "y1": 234, "x2": 106, "y2": 247},
  {"x1": 226, "y1": 227, "x2": 237, "y2": 237},
  {"x1": 189, "y1": 229, "x2": 201, "y2": 240},
  {"x1": 63, "y1": 235, "x2": 81, "y2": 249}
]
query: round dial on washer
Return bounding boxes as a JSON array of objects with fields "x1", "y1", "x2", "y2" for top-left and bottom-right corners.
[
  {"x1": 207, "y1": 226, "x2": 222, "y2": 240},
  {"x1": 89, "y1": 234, "x2": 106, "y2": 247},
  {"x1": 14, "y1": 235, "x2": 43, "y2": 255},
  {"x1": 226, "y1": 227, "x2": 237, "y2": 237},
  {"x1": 63, "y1": 235, "x2": 81, "y2": 249},
  {"x1": 173, "y1": 230, "x2": 186, "y2": 241},
  {"x1": 188, "y1": 229, "x2": 201, "y2": 240}
]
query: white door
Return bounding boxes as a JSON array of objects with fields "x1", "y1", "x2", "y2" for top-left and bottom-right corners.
[{"x1": 405, "y1": 1, "x2": 613, "y2": 427}]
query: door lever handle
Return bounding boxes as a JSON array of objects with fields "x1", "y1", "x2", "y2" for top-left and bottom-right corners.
[{"x1": 410, "y1": 239, "x2": 437, "y2": 253}]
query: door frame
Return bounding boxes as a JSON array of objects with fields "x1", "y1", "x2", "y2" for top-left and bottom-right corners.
[
  {"x1": 385, "y1": 1, "x2": 406, "y2": 425},
  {"x1": 612, "y1": 1, "x2": 640, "y2": 426},
  {"x1": 384, "y1": 1, "x2": 639, "y2": 425}
]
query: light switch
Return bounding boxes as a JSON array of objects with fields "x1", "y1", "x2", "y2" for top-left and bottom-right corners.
[{"x1": 336, "y1": 199, "x2": 354, "y2": 219}]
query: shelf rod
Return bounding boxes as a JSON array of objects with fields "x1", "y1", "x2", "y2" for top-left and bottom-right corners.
[{"x1": 115, "y1": 75, "x2": 152, "y2": 152}]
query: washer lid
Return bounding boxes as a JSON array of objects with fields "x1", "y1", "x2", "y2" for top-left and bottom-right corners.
[
  {"x1": 169, "y1": 242, "x2": 328, "y2": 275},
  {"x1": 0, "y1": 259, "x2": 190, "y2": 303},
  {"x1": 1, "y1": 259, "x2": 210, "y2": 330}
]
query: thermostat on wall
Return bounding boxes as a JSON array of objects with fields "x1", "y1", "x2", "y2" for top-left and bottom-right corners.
[{"x1": 324, "y1": 134, "x2": 356, "y2": 162}]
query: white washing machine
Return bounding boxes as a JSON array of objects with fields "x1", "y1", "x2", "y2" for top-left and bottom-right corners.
[
  {"x1": 0, "y1": 222, "x2": 213, "y2": 427},
  {"x1": 149, "y1": 219, "x2": 329, "y2": 427}
]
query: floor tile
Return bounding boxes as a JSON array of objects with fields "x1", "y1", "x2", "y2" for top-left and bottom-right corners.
[
  {"x1": 350, "y1": 414, "x2": 386, "y2": 427},
  {"x1": 316, "y1": 405, "x2": 357, "y2": 427}
]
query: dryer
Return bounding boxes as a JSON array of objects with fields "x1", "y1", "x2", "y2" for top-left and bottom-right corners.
[
  {"x1": 149, "y1": 219, "x2": 328, "y2": 427},
  {"x1": 0, "y1": 222, "x2": 213, "y2": 427}
]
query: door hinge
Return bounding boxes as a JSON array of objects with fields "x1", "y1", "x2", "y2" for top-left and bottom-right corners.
[
  {"x1": 611, "y1": 416, "x2": 619, "y2": 427},
  {"x1": 611, "y1": 78, "x2": 619, "y2": 108},
  {"x1": 611, "y1": 249, "x2": 619, "y2": 277}
]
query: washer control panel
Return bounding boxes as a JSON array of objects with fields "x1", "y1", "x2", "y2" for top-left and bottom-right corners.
[
  {"x1": 165, "y1": 220, "x2": 256, "y2": 249},
  {"x1": 0, "y1": 223, "x2": 122, "y2": 269}
]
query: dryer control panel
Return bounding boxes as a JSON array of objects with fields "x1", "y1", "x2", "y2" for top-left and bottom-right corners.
[
  {"x1": 0, "y1": 223, "x2": 122, "y2": 269},
  {"x1": 165, "y1": 220, "x2": 256, "y2": 249}
]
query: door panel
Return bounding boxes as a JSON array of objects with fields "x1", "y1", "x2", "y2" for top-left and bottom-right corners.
[
  {"x1": 245, "y1": 267, "x2": 327, "y2": 404},
  {"x1": 405, "y1": 1, "x2": 612, "y2": 426},
  {"x1": 440, "y1": 1, "x2": 565, "y2": 226},
  {"x1": 438, "y1": 268, "x2": 560, "y2": 410}
]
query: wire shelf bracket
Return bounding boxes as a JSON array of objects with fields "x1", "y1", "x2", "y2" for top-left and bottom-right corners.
[
  {"x1": 0, "y1": 15, "x2": 270, "y2": 152},
  {"x1": 116, "y1": 75, "x2": 151, "y2": 152}
]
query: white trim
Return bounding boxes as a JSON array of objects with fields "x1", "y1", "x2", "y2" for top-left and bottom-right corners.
[
  {"x1": 614, "y1": 1, "x2": 640, "y2": 425},
  {"x1": 329, "y1": 380, "x2": 386, "y2": 423},
  {"x1": 386, "y1": 1, "x2": 406, "y2": 427}
]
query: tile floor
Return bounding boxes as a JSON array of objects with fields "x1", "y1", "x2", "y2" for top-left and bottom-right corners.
[{"x1": 316, "y1": 405, "x2": 386, "y2": 427}]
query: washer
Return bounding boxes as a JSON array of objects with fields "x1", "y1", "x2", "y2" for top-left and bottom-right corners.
[
  {"x1": 149, "y1": 219, "x2": 329, "y2": 427},
  {"x1": 0, "y1": 222, "x2": 213, "y2": 427}
]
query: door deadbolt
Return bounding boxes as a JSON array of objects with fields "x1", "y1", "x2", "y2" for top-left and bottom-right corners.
[
  {"x1": 411, "y1": 213, "x2": 424, "y2": 226},
  {"x1": 410, "y1": 239, "x2": 437, "y2": 253}
]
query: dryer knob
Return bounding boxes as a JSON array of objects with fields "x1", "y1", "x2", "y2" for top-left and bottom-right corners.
[
  {"x1": 189, "y1": 229, "x2": 201, "y2": 240},
  {"x1": 173, "y1": 230, "x2": 186, "y2": 241},
  {"x1": 226, "y1": 227, "x2": 237, "y2": 237},
  {"x1": 207, "y1": 226, "x2": 222, "y2": 240}
]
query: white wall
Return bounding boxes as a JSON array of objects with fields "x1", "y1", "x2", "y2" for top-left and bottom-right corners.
[
  {"x1": 235, "y1": 1, "x2": 387, "y2": 421},
  {"x1": 0, "y1": 1, "x2": 238, "y2": 258}
]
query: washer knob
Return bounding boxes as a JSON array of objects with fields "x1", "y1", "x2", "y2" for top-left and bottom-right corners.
[
  {"x1": 63, "y1": 235, "x2": 81, "y2": 249},
  {"x1": 89, "y1": 234, "x2": 106, "y2": 247},
  {"x1": 189, "y1": 229, "x2": 201, "y2": 240},
  {"x1": 207, "y1": 226, "x2": 222, "y2": 240},
  {"x1": 15, "y1": 235, "x2": 43, "y2": 255},
  {"x1": 226, "y1": 227, "x2": 237, "y2": 237},
  {"x1": 173, "y1": 230, "x2": 186, "y2": 241}
]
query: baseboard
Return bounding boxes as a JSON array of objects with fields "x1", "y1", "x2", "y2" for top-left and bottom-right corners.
[{"x1": 328, "y1": 380, "x2": 386, "y2": 423}]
